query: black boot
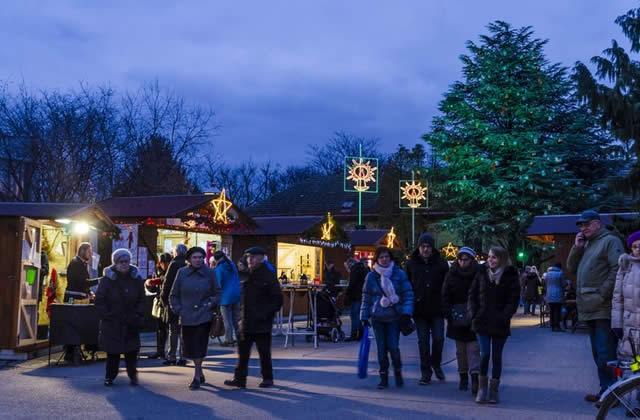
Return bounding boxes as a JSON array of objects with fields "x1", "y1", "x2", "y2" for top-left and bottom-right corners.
[
  {"x1": 390, "y1": 350, "x2": 403, "y2": 387},
  {"x1": 459, "y1": 373, "x2": 469, "y2": 391},
  {"x1": 489, "y1": 378, "x2": 500, "y2": 404},
  {"x1": 471, "y1": 374, "x2": 479, "y2": 396},
  {"x1": 377, "y1": 373, "x2": 389, "y2": 389},
  {"x1": 394, "y1": 369, "x2": 404, "y2": 387}
]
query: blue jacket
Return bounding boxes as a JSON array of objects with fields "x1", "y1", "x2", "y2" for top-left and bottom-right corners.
[
  {"x1": 215, "y1": 258, "x2": 241, "y2": 306},
  {"x1": 544, "y1": 267, "x2": 567, "y2": 303},
  {"x1": 360, "y1": 264, "x2": 414, "y2": 322}
]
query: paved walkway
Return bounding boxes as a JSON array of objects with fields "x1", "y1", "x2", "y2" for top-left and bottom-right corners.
[{"x1": 0, "y1": 314, "x2": 602, "y2": 419}]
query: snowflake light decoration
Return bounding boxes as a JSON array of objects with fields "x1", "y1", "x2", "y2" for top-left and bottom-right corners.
[
  {"x1": 345, "y1": 158, "x2": 378, "y2": 192},
  {"x1": 400, "y1": 180, "x2": 427, "y2": 208}
]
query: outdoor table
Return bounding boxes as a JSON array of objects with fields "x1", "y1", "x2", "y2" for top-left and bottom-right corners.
[
  {"x1": 281, "y1": 284, "x2": 325, "y2": 349},
  {"x1": 48, "y1": 303, "x2": 100, "y2": 366}
]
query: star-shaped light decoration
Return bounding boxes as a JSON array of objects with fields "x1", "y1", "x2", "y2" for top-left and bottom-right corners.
[
  {"x1": 211, "y1": 188, "x2": 233, "y2": 224},
  {"x1": 400, "y1": 180, "x2": 427, "y2": 208},
  {"x1": 386, "y1": 226, "x2": 396, "y2": 249},
  {"x1": 346, "y1": 158, "x2": 377, "y2": 192},
  {"x1": 442, "y1": 242, "x2": 459, "y2": 260},
  {"x1": 321, "y1": 213, "x2": 333, "y2": 241}
]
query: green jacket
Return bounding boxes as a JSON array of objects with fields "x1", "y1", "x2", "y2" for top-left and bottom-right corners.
[{"x1": 567, "y1": 228, "x2": 625, "y2": 321}]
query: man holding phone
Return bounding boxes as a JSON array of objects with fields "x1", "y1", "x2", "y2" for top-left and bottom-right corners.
[{"x1": 567, "y1": 210, "x2": 624, "y2": 404}]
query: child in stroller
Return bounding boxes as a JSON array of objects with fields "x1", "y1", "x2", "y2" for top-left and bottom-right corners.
[{"x1": 306, "y1": 289, "x2": 345, "y2": 343}]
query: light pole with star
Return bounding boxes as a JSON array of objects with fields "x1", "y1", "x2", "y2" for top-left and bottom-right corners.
[{"x1": 344, "y1": 144, "x2": 378, "y2": 229}]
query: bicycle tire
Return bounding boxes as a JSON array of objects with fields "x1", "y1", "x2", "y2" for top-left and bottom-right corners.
[{"x1": 597, "y1": 376, "x2": 640, "y2": 419}]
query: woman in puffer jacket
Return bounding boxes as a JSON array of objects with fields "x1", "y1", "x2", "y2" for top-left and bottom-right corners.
[
  {"x1": 360, "y1": 246, "x2": 414, "y2": 390},
  {"x1": 612, "y1": 230, "x2": 640, "y2": 358}
]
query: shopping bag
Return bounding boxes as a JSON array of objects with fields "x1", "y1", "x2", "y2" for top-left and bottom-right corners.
[{"x1": 357, "y1": 326, "x2": 371, "y2": 379}]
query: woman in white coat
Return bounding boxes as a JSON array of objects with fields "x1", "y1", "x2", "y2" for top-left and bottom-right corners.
[{"x1": 612, "y1": 230, "x2": 640, "y2": 358}]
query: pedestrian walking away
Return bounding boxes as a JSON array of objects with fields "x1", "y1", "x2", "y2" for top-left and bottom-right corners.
[
  {"x1": 405, "y1": 233, "x2": 449, "y2": 384},
  {"x1": 161, "y1": 244, "x2": 188, "y2": 366},
  {"x1": 225, "y1": 247, "x2": 283, "y2": 389},
  {"x1": 523, "y1": 266, "x2": 541, "y2": 316},
  {"x1": 567, "y1": 210, "x2": 624, "y2": 403},
  {"x1": 441, "y1": 246, "x2": 481, "y2": 395},
  {"x1": 360, "y1": 246, "x2": 415, "y2": 390},
  {"x1": 170, "y1": 246, "x2": 221, "y2": 390},
  {"x1": 145, "y1": 252, "x2": 172, "y2": 359},
  {"x1": 544, "y1": 262, "x2": 568, "y2": 332},
  {"x1": 468, "y1": 246, "x2": 520, "y2": 404},
  {"x1": 213, "y1": 250, "x2": 241, "y2": 347},
  {"x1": 94, "y1": 248, "x2": 146, "y2": 386},
  {"x1": 344, "y1": 258, "x2": 368, "y2": 341}
]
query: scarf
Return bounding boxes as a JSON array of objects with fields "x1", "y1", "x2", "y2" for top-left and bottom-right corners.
[
  {"x1": 488, "y1": 266, "x2": 504, "y2": 285},
  {"x1": 374, "y1": 262, "x2": 399, "y2": 308}
]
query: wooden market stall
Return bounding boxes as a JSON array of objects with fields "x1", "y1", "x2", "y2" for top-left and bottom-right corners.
[{"x1": 0, "y1": 202, "x2": 115, "y2": 360}]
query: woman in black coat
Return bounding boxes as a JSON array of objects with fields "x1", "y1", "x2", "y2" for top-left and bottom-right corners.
[
  {"x1": 145, "y1": 252, "x2": 172, "y2": 359},
  {"x1": 523, "y1": 267, "x2": 541, "y2": 315},
  {"x1": 95, "y1": 248, "x2": 145, "y2": 386},
  {"x1": 468, "y1": 246, "x2": 520, "y2": 405},
  {"x1": 441, "y1": 247, "x2": 481, "y2": 395}
]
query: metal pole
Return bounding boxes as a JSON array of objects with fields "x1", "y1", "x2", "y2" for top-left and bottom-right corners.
[
  {"x1": 411, "y1": 171, "x2": 415, "y2": 249},
  {"x1": 358, "y1": 143, "x2": 362, "y2": 227}
]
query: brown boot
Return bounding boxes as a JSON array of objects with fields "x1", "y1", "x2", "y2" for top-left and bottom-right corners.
[
  {"x1": 489, "y1": 378, "x2": 500, "y2": 404},
  {"x1": 475, "y1": 375, "x2": 489, "y2": 404}
]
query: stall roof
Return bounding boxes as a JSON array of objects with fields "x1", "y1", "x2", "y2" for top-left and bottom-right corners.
[
  {"x1": 347, "y1": 229, "x2": 389, "y2": 247},
  {"x1": 526, "y1": 212, "x2": 638, "y2": 235},
  {"x1": 236, "y1": 216, "x2": 323, "y2": 236},
  {"x1": 98, "y1": 194, "x2": 218, "y2": 218},
  {"x1": 0, "y1": 202, "x2": 94, "y2": 218}
]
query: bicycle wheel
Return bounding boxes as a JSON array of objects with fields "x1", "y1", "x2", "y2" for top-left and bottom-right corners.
[{"x1": 597, "y1": 376, "x2": 640, "y2": 419}]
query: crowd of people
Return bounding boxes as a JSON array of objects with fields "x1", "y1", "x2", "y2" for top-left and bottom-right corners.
[{"x1": 70, "y1": 208, "x2": 640, "y2": 408}]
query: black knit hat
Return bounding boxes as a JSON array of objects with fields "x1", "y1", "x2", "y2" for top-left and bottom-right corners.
[{"x1": 417, "y1": 233, "x2": 435, "y2": 248}]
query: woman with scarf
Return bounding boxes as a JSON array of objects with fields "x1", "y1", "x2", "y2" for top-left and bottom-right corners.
[
  {"x1": 360, "y1": 246, "x2": 414, "y2": 389},
  {"x1": 441, "y1": 247, "x2": 481, "y2": 396},
  {"x1": 468, "y1": 246, "x2": 520, "y2": 404}
]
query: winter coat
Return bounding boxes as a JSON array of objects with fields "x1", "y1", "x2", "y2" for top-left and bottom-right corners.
[
  {"x1": 160, "y1": 255, "x2": 187, "y2": 323},
  {"x1": 405, "y1": 248, "x2": 449, "y2": 319},
  {"x1": 239, "y1": 262, "x2": 283, "y2": 334},
  {"x1": 170, "y1": 265, "x2": 221, "y2": 327},
  {"x1": 544, "y1": 267, "x2": 567, "y2": 304},
  {"x1": 360, "y1": 264, "x2": 414, "y2": 323},
  {"x1": 345, "y1": 262, "x2": 368, "y2": 303},
  {"x1": 215, "y1": 258, "x2": 241, "y2": 306},
  {"x1": 66, "y1": 256, "x2": 98, "y2": 295},
  {"x1": 523, "y1": 273, "x2": 541, "y2": 302},
  {"x1": 567, "y1": 228, "x2": 625, "y2": 321},
  {"x1": 612, "y1": 253, "x2": 640, "y2": 358},
  {"x1": 468, "y1": 265, "x2": 521, "y2": 337},
  {"x1": 323, "y1": 267, "x2": 341, "y2": 297},
  {"x1": 441, "y1": 261, "x2": 479, "y2": 342},
  {"x1": 94, "y1": 265, "x2": 145, "y2": 354}
]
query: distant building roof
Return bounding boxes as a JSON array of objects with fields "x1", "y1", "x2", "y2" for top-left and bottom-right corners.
[
  {"x1": 526, "y1": 212, "x2": 638, "y2": 235},
  {"x1": 236, "y1": 216, "x2": 323, "y2": 236},
  {"x1": 246, "y1": 175, "x2": 378, "y2": 217}
]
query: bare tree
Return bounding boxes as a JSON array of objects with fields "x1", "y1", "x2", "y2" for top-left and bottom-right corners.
[{"x1": 306, "y1": 131, "x2": 381, "y2": 175}]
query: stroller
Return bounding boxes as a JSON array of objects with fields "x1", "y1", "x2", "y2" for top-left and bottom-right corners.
[{"x1": 306, "y1": 289, "x2": 345, "y2": 343}]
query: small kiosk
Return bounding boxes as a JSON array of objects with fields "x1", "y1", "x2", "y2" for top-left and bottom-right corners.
[
  {"x1": 0, "y1": 202, "x2": 115, "y2": 360},
  {"x1": 348, "y1": 228, "x2": 403, "y2": 267}
]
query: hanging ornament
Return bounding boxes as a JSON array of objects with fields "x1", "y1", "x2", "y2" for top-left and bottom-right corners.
[
  {"x1": 531, "y1": 152, "x2": 537, "y2": 156},
  {"x1": 501, "y1": 106, "x2": 506, "y2": 114},
  {"x1": 491, "y1": 162, "x2": 496, "y2": 171},
  {"x1": 557, "y1": 138, "x2": 563, "y2": 144}
]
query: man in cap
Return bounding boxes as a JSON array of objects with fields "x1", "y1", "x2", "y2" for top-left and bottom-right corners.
[
  {"x1": 225, "y1": 247, "x2": 283, "y2": 389},
  {"x1": 405, "y1": 233, "x2": 450, "y2": 384},
  {"x1": 567, "y1": 210, "x2": 624, "y2": 403}
]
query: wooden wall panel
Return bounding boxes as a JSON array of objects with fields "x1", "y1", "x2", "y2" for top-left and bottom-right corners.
[{"x1": 0, "y1": 218, "x2": 20, "y2": 348}]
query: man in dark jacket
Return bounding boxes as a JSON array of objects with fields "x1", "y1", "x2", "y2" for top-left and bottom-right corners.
[
  {"x1": 225, "y1": 247, "x2": 283, "y2": 389},
  {"x1": 323, "y1": 260, "x2": 341, "y2": 297},
  {"x1": 406, "y1": 233, "x2": 449, "y2": 384},
  {"x1": 160, "y1": 244, "x2": 188, "y2": 365},
  {"x1": 345, "y1": 258, "x2": 368, "y2": 341}
]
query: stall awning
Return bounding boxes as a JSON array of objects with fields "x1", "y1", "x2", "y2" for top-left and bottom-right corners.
[{"x1": 0, "y1": 202, "x2": 115, "y2": 229}]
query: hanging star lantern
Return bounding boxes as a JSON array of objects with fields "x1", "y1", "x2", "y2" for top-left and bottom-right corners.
[
  {"x1": 321, "y1": 213, "x2": 333, "y2": 241},
  {"x1": 386, "y1": 227, "x2": 396, "y2": 248},
  {"x1": 400, "y1": 180, "x2": 427, "y2": 208},
  {"x1": 442, "y1": 242, "x2": 459, "y2": 259},
  {"x1": 211, "y1": 188, "x2": 233, "y2": 223},
  {"x1": 346, "y1": 158, "x2": 377, "y2": 192}
]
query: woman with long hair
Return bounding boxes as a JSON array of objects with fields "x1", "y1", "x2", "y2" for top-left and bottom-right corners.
[{"x1": 468, "y1": 246, "x2": 520, "y2": 404}]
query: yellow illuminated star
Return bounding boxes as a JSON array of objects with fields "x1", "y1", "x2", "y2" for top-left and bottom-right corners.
[
  {"x1": 386, "y1": 227, "x2": 396, "y2": 248},
  {"x1": 321, "y1": 213, "x2": 333, "y2": 240},
  {"x1": 401, "y1": 180, "x2": 427, "y2": 208},
  {"x1": 346, "y1": 158, "x2": 377, "y2": 192},
  {"x1": 442, "y1": 242, "x2": 459, "y2": 259},
  {"x1": 211, "y1": 188, "x2": 233, "y2": 223}
]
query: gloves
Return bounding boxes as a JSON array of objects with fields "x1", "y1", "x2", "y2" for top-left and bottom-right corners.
[
  {"x1": 361, "y1": 319, "x2": 371, "y2": 328},
  {"x1": 612, "y1": 328, "x2": 624, "y2": 340}
]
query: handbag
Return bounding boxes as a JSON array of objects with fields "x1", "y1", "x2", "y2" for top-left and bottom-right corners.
[
  {"x1": 450, "y1": 303, "x2": 470, "y2": 327},
  {"x1": 357, "y1": 326, "x2": 371, "y2": 379},
  {"x1": 151, "y1": 296, "x2": 163, "y2": 319},
  {"x1": 209, "y1": 308, "x2": 225, "y2": 338}
]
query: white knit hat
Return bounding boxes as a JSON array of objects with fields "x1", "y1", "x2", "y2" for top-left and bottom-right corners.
[{"x1": 111, "y1": 248, "x2": 132, "y2": 264}]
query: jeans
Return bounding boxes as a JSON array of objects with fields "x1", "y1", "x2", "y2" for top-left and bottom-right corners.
[
  {"x1": 477, "y1": 334, "x2": 508, "y2": 379},
  {"x1": 415, "y1": 317, "x2": 445, "y2": 378},
  {"x1": 587, "y1": 319, "x2": 618, "y2": 392},
  {"x1": 221, "y1": 303, "x2": 241, "y2": 343},
  {"x1": 350, "y1": 300, "x2": 362, "y2": 335},
  {"x1": 234, "y1": 333, "x2": 273, "y2": 382},
  {"x1": 455, "y1": 340, "x2": 481, "y2": 374},
  {"x1": 372, "y1": 320, "x2": 401, "y2": 374},
  {"x1": 156, "y1": 318, "x2": 168, "y2": 356},
  {"x1": 167, "y1": 320, "x2": 185, "y2": 361},
  {"x1": 105, "y1": 351, "x2": 138, "y2": 380},
  {"x1": 549, "y1": 303, "x2": 562, "y2": 329}
]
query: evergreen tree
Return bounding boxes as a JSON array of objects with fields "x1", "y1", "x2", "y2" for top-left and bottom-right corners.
[{"x1": 423, "y1": 21, "x2": 609, "y2": 252}]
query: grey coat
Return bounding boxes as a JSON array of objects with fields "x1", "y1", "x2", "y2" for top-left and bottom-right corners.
[
  {"x1": 169, "y1": 265, "x2": 221, "y2": 326},
  {"x1": 544, "y1": 267, "x2": 567, "y2": 303}
]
